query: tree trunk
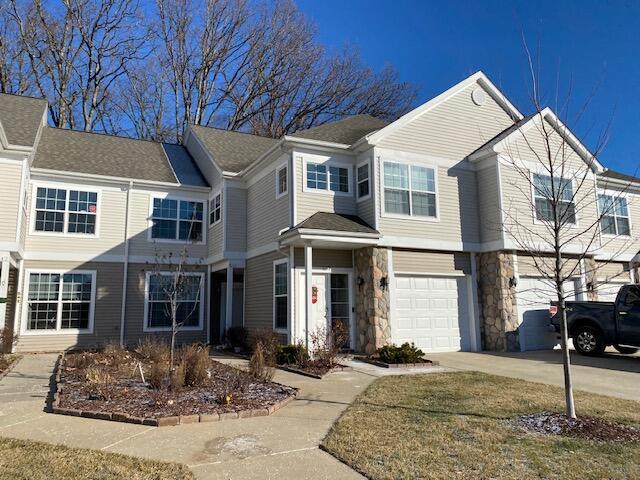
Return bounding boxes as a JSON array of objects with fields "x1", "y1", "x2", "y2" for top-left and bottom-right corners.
[{"x1": 559, "y1": 299, "x2": 576, "y2": 418}]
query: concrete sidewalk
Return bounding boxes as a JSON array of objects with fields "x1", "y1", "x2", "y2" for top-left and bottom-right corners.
[{"x1": 0, "y1": 354, "x2": 446, "y2": 479}]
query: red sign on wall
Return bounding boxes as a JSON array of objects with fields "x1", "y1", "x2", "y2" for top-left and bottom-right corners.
[{"x1": 311, "y1": 286, "x2": 318, "y2": 304}]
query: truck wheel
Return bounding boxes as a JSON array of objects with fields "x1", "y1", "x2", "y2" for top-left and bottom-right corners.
[
  {"x1": 614, "y1": 345, "x2": 639, "y2": 355},
  {"x1": 573, "y1": 326, "x2": 606, "y2": 356}
]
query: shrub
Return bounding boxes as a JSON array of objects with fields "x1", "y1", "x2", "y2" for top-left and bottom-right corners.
[
  {"x1": 147, "y1": 362, "x2": 166, "y2": 390},
  {"x1": 276, "y1": 343, "x2": 309, "y2": 365},
  {"x1": 250, "y1": 329, "x2": 280, "y2": 365},
  {"x1": 248, "y1": 342, "x2": 275, "y2": 382},
  {"x1": 169, "y1": 363, "x2": 186, "y2": 392},
  {"x1": 226, "y1": 326, "x2": 248, "y2": 349},
  {"x1": 102, "y1": 340, "x2": 127, "y2": 368},
  {"x1": 181, "y1": 343, "x2": 209, "y2": 387},
  {"x1": 310, "y1": 321, "x2": 349, "y2": 368},
  {"x1": 135, "y1": 337, "x2": 169, "y2": 363},
  {"x1": 65, "y1": 352, "x2": 93, "y2": 370},
  {"x1": 377, "y1": 342, "x2": 424, "y2": 364},
  {"x1": 85, "y1": 367, "x2": 114, "y2": 400}
]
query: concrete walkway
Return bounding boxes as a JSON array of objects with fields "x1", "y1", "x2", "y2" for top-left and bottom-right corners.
[
  {"x1": 0, "y1": 354, "x2": 447, "y2": 479},
  {"x1": 429, "y1": 349, "x2": 640, "y2": 401}
]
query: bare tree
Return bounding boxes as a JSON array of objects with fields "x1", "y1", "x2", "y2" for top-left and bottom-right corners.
[
  {"x1": 500, "y1": 67, "x2": 638, "y2": 418},
  {"x1": 0, "y1": 4, "x2": 33, "y2": 94}
]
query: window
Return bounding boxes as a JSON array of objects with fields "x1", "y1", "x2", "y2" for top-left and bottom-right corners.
[
  {"x1": 209, "y1": 193, "x2": 222, "y2": 225},
  {"x1": 276, "y1": 165, "x2": 288, "y2": 198},
  {"x1": 330, "y1": 274, "x2": 350, "y2": 347},
  {"x1": 145, "y1": 272, "x2": 203, "y2": 330},
  {"x1": 357, "y1": 162, "x2": 370, "y2": 199},
  {"x1": 383, "y1": 162, "x2": 436, "y2": 217},
  {"x1": 151, "y1": 198, "x2": 203, "y2": 242},
  {"x1": 34, "y1": 187, "x2": 98, "y2": 234},
  {"x1": 25, "y1": 271, "x2": 94, "y2": 332},
  {"x1": 305, "y1": 162, "x2": 351, "y2": 194},
  {"x1": 533, "y1": 174, "x2": 576, "y2": 224},
  {"x1": 598, "y1": 193, "x2": 630, "y2": 236},
  {"x1": 273, "y1": 260, "x2": 288, "y2": 330}
]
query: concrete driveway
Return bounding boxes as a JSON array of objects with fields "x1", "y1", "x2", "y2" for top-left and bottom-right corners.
[
  {"x1": 429, "y1": 348, "x2": 640, "y2": 401},
  {"x1": 0, "y1": 354, "x2": 446, "y2": 480}
]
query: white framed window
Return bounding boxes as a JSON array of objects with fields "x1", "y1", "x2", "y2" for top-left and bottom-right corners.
[
  {"x1": 149, "y1": 196, "x2": 204, "y2": 242},
  {"x1": 209, "y1": 192, "x2": 222, "y2": 225},
  {"x1": 598, "y1": 192, "x2": 631, "y2": 236},
  {"x1": 304, "y1": 160, "x2": 351, "y2": 195},
  {"x1": 144, "y1": 271, "x2": 204, "y2": 332},
  {"x1": 276, "y1": 164, "x2": 288, "y2": 198},
  {"x1": 23, "y1": 270, "x2": 96, "y2": 334},
  {"x1": 383, "y1": 161, "x2": 437, "y2": 218},
  {"x1": 32, "y1": 185, "x2": 99, "y2": 235},
  {"x1": 356, "y1": 160, "x2": 370, "y2": 200},
  {"x1": 532, "y1": 173, "x2": 576, "y2": 225},
  {"x1": 273, "y1": 259, "x2": 288, "y2": 331}
]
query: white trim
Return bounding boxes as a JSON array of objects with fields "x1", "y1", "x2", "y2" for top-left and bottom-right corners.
[
  {"x1": 142, "y1": 270, "x2": 205, "y2": 333},
  {"x1": 291, "y1": 155, "x2": 298, "y2": 226},
  {"x1": 387, "y1": 248, "x2": 397, "y2": 347},
  {"x1": 596, "y1": 189, "x2": 632, "y2": 238},
  {"x1": 11, "y1": 258, "x2": 24, "y2": 353},
  {"x1": 273, "y1": 258, "x2": 289, "y2": 333},
  {"x1": 20, "y1": 268, "x2": 97, "y2": 336},
  {"x1": 209, "y1": 189, "x2": 222, "y2": 226},
  {"x1": 288, "y1": 245, "x2": 295, "y2": 343},
  {"x1": 275, "y1": 163, "x2": 288, "y2": 199},
  {"x1": 380, "y1": 159, "x2": 439, "y2": 222},
  {"x1": 147, "y1": 193, "x2": 207, "y2": 245},
  {"x1": 29, "y1": 182, "x2": 102, "y2": 239},
  {"x1": 119, "y1": 181, "x2": 133, "y2": 346},
  {"x1": 530, "y1": 171, "x2": 579, "y2": 228},
  {"x1": 356, "y1": 158, "x2": 371, "y2": 202},
  {"x1": 301, "y1": 157, "x2": 353, "y2": 197}
]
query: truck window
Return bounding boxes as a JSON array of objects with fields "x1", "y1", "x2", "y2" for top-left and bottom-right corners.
[{"x1": 621, "y1": 286, "x2": 640, "y2": 307}]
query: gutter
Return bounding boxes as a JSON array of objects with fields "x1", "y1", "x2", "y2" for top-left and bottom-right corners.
[{"x1": 119, "y1": 180, "x2": 133, "y2": 347}]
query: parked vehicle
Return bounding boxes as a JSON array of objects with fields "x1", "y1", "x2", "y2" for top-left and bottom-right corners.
[{"x1": 550, "y1": 284, "x2": 640, "y2": 356}]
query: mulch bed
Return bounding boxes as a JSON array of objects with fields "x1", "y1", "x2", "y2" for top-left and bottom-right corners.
[
  {"x1": 356, "y1": 356, "x2": 439, "y2": 369},
  {"x1": 54, "y1": 350, "x2": 297, "y2": 426},
  {"x1": 0, "y1": 354, "x2": 20, "y2": 380},
  {"x1": 516, "y1": 411, "x2": 640, "y2": 442},
  {"x1": 278, "y1": 363, "x2": 349, "y2": 379}
]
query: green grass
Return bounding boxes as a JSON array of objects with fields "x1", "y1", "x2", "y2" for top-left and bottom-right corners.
[
  {"x1": 0, "y1": 437, "x2": 194, "y2": 480},
  {"x1": 322, "y1": 371, "x2": 640, "y2": 480}
]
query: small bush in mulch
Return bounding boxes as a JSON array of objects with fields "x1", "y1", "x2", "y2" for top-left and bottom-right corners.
[
  {"x1": 58, "y1": 340, "x2": 296, "y2": 421},
  {"x1": 377, "y1": 342, "x2": 426, "y2": 364},
  {"x1": 516, "y1": 411, "x2": 640, "y2": 442}
]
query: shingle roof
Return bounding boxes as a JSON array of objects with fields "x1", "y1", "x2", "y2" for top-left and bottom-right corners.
[
  {"x1": 600, "y1": 169, "x2": 640, "y2": 184},
  {"x1": 468, "y1": 113, "x2": 536, "y2": 158},
  {"x1": 189, "y1": 125, "x2": 279, "y2": 173},
  {"x1": 292, "y1": 212, "x2": 379, "y2": 235},
  {"x1": 0, "y1": 93, "x2": 47, "y2": 147},
  {"x1": 290, "y1": 114, "x2": 389, "y2": 145},
  {"x1": 33, "y1": 127, "x2": 207, "y2": 185}
]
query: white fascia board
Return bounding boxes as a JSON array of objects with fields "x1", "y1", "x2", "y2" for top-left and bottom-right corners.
[{"x1": 363, "y1": 71, "x2": 524, "y2": 147}]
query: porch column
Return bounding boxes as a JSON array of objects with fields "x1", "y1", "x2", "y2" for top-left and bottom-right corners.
[
  {"x1": 225, "y1": 265, "x2": 233, "y2": 334},
  {"x1": 304, "y1": 244, "x2": 313, "y2": 350},
  {"x1": 0, "y1": 253, "x2": 9, "y2": 331}
]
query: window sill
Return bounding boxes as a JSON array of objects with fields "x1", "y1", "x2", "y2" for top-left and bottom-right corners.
[
  {"x1": 301, "y1": 187, "x2": 353, "y2": 197},
  {"x1": 381, "y1": 212, "x2": 440, "y2": 223},
  {"x1": 148, "y1": 238, "x2": 206, "y2": 245},
  {"x1": 601, "y1": 233, "x2": 632, "y2": 239},
  {"x1": 30, "y1": 231, "x2": 99, "y2": 239},
  {"x1": 22, "y1": 329, "x2": 93, "y2": 336},
  {"x1": 143, "y1": 326, "x2": 204, "y2": 333},
  {"x1": 356, "y1": 194, "x2": 371, "y2": 203}
]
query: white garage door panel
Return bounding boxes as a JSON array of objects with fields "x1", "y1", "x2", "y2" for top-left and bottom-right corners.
[
  {"x1": 517, "y1": 277, "x2": 579, "y2": 351},
  {"x1": 392, "y1": 275, "x2": 470, "y2": 352}
]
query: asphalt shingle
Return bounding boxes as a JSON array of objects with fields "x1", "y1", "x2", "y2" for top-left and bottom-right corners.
[
  {"x1": 290, "y1": 114, "x2": 389, "y2": 145},
  {"x1": 292, "y1": 212, "x2": 379, "y2": 235},
  {"x1": 0, "y1": 93, "x2": 47, "y2": 147}
]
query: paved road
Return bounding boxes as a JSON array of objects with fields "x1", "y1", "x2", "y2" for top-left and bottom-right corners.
[{"x1": 429, "y1": 349, "x2": 640, "y2": 401}]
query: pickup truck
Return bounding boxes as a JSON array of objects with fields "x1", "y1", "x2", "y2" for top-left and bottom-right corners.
[{"x1": 550, "y1": 284, "x2": 640, "y2": 356}]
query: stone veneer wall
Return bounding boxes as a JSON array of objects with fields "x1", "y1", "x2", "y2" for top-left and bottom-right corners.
[
  {"x1": 354, "y1": 247, "x2": 391, "y2": 355},
  {"x1": 477, "y1": 251, "x2": 519, "y2": 351}
]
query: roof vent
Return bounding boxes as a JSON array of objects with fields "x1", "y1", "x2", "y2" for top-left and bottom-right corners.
[{"x1": 471, "y1": 88, "x2": 486, "y2": 106}]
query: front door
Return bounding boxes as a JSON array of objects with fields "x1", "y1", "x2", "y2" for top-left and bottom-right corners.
[{"x1": 311, "y1": 273, "x2": 329, "y2": 333}]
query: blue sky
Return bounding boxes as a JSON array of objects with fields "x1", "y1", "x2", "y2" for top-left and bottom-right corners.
[{"x1": 297, "y1": 0, "x2": 640, "y2": 175}]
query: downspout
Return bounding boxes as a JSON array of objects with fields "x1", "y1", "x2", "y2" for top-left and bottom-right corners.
[{"x1": 119, "y1": 181, "x2": 133, "y2": 347}]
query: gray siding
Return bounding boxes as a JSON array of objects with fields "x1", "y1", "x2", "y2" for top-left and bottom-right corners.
[
  {"x1": 477, "y1": 162, "x2": 503, "y2": 243},
  {"x1": 15, "y1": 260, "x2": 123, "y2": 352},
  {"x1": 392, "y1": 249, "x2": 471, "y2": 274},
  {"x1": 244, "y1": 251, "x2": 286, "y2": 332},
  {"x1": 208, "y1": 190, "x2": 223, "y2": 258},
  {"x1": 293, "y1": 248, "x2": 353, "y2": 268},
  {"x1": 184, "y1": 129, "x2": 222, "y2": 188},
  {"x1": 226, "y1": 186, "x2": 247, "y2": 252}
]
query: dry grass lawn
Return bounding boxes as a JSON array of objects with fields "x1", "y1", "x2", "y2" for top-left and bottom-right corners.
[
  {"x1": 0, "y1": 437, "x2": 194, "y2": 480},
  {"x1": 322, "y1": 371, "x2": 640, "y2": 480}
]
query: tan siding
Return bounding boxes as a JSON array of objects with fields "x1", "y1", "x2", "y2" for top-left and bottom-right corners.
[
  {"x1": 594, "y1": 261, "x2": 631, "y2": 281},
  {"x1": 294, "y1": 153, "x2": 357, "y2": 222},
  {"x1": 293, "y1": 248, "x2": 353, "y2": 268},
  {"x1": 0, "y1": 162, "x2": 23, "y2": 243},
  {"x1": 477, "y1": 163, "x2": 502, "y2": 243},
  {"x1": 593, "y1": 184, "x2": 640, "y2": 258},
  {"x1": 127, "y1": 190, "x2": 208, "y2": 259},
  {"x1": 123, "y1": 263, "x2": 208, "y2": 346},
  {"x1": 516, "y1": 254, "x2": 581, "y2": 278},
  {"x1": 15, "y1": 260, "x2": 123, "y2": 352},
  {"x1": 245, "y1": 251, "x2": 285, "y2": 332},
  {"x1": 376, "y1": 163, "x2": 480, "y2": 244},
  {"x1": 25, "y1": 187, "x2": 127, "y2": 256},
  {"x1": 247, "y1": 166, "x2": 289, "y2": 251},
  {"x1": 378, "y1": 82, "x2": 514, "y2": 158},
  {"x1": 392, "y1": 249, "x2": 471, "y2": 274}
]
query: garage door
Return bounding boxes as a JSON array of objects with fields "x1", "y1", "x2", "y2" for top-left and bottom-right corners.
[
  {"x1": 517, "y1": 277, "x2": 580, "y2": 351},
  {"x1": 392, "y1": 275, "x2": 471, "y2": 352}
]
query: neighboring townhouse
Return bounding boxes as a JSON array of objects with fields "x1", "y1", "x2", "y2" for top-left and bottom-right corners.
[{"x1": 1, "y1": 71, "x2": 639, "y2": 355}]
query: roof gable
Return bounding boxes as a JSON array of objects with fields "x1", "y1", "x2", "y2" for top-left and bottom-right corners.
[
  {"x1": 0, "y1": 93, "x2": 47, "y2": 148},
  {"x1": 289, "y1": 115, "x2": 389, "y2": 145}
]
